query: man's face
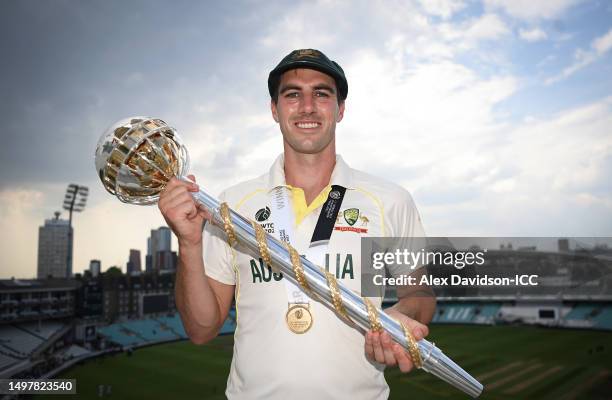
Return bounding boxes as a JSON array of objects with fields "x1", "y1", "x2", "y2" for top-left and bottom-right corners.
[{"x1": 271, "y1": 68, "x2": 345, "y2": 155}]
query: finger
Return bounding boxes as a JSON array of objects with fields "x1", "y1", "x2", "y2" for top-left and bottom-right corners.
[
  {"x1": 161, "y1": 184, "x2": 196, "y2": 207},
  {"x1": 393, "y1": 343, "x2": 414, "y2": 373},
  {"x1": 175, "y1": 198, "x2": 199, "y2": 220},
  {"x1": 380, "y1": 331, "x2": 397, "y2": 366},
  {"x1": 372, "y1": 332, "x2": 386, "y2": 364},
  {"x1": 402, "y1": 318, "x2": 429, "y2": 340},
  {"x1": 162, "y1": 194, "x2": 198, "y2": 221},
  {"x1": 185, "y1": 175, "x2": 199, "y2": 192},
  {"x1": 161, "y1": 189, "x2": 194, "y2": 211},
  {"x1": 165, "y1": 177, "x2": 198, "y2": 195},
  {"x1": 364, "y1": 331, "x2": 375, "y2": 361},
  {"x1": 160, "y1": 180, "x2": 187, "y2": 203}
]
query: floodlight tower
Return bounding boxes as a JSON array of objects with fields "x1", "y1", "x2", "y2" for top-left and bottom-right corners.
[{"x1": 63, "y1": 184, "x2": 89, "y2": 277}]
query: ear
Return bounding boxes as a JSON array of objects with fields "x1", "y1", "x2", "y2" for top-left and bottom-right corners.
[
  {"x1": 336, "y1": 101, "x2": 345, "y2": 123},
  {"x1": 271, "y1": 100, "x2": 279, "y2": 123}
]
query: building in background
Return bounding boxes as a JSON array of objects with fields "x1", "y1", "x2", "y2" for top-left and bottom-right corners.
[
  {"x1": 147, "y1": 227, "x2": 176, "y2": 272},
  {"x1": 37, "y1": 212, "x2": 72, "y2": 279},
  {"x1": 89, "y1": 260, "x2": 101, "y2": 278},
  {"x1": 145, "y1": 238, "x2": 152, "y2": 272},
  {"x1": 127, "y1": 249, "x2": 142, "y2": 275},
  {"x1": 0, "y1": 278, "x2": 79, "y2": 323},
  {"x1": 558, "y1": 238, "x2": 570, "y2": 252}
]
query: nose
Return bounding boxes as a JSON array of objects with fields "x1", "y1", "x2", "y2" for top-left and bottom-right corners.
[{"x1": 298, "y1": 93, "x2": 315, "y2": 114}]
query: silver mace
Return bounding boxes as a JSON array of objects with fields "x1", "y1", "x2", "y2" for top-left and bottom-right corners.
[{"x1": 95, "y1": 117, "x2": 484, "y2": 398}]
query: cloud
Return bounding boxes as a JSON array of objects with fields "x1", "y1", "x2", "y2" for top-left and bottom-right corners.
[
  {"x1": 484, "y1": 0, "x2": 580, "y2": 20},
  {"x1": 0, "y1": 187, "x2": 53, "y2": 279},
  {"x1": 519, "y1": 27, "x2": 547, "y2": 42},
  {"x1": 386, "y1": 13, "x2": 510, "y2": 63},
  {"x1": 463, "y1": 13, "x2": 510, "y2": 41},
  {"x1": 593, "y1": 28, "x2": 612, "y2": 54},
  {"x1": 546, "y1": 28, "x2": 612, "y2": 84},
  {"x1": 417, "y1": 0, "x2": 467, "y2": 20}
]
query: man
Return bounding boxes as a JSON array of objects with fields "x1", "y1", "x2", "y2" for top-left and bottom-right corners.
[{"x1": 159, "y1": 49, "x2": 435, "y2": 399}]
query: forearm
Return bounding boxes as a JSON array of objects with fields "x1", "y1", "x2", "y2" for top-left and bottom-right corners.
[{"x1": 175, "y1": 241, "x2": 222, "y2": 344}]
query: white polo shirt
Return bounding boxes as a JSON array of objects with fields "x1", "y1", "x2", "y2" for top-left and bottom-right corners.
[{"x1": 202, "y1": 154, "x2": 425, "y2": 400}]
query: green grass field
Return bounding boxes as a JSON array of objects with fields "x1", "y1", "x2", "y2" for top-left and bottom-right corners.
[{"x1": 39, "y1": 324, "x2": 611, "y2": 399}]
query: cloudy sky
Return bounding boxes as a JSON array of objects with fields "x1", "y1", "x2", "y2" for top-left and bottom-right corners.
[{"x1": 1, "y1": 0, "x2": 611, "y2": 279}]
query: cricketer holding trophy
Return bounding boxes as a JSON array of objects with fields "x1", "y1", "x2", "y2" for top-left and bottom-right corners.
[
  {"x1": 161, "y1": 49, "x2": 432, "y2": 399},
  {"x1": 96, "y1": 49, "x2": 483, "y2": 399}
]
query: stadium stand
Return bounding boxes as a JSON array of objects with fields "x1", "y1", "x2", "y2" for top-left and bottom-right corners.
[
  {"x1": 433, "y1": 303, "x2": 480, "y2": 324},
  {"x1": 0, "y1": 325, "x2": 44, "y2": 357},
  {"x1": 592, "y1": 306, "x2": 612, "y2": 329},
  {"x1": 0, "y1": 353, "x2": 18, "y2": 370},
  {"x1": 473, "y1": 304, "x2": 501, "y2": 324},
  {"x1": 156, "y1": 315, "x2": 187, "y2": 338},
  {"x1": 122, "y1": 319, "x2": 178, "y2": 342},
  {"x1": 61, "y1": 345, "x2": 91, "y2": 359},
  {"x1": 565, "y1": 303, "x2": 597, "y2": 320},
  {"x1": 18, "y1": 321, "x2": 65, "y2": 340},
  {"x1": 98, "y1": 312, "x2": 238, "y2": 348},
  {"x1": 98, "y1": 324, "x2": 144, "y2": 347}
]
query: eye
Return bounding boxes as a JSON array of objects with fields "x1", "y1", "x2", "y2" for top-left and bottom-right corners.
[
  {"x1": 315, "y1": 91, "x2": 330, "y2": 97},
  {"x1": 285, "y1": 91, "x2": 299, "y2": 98}
]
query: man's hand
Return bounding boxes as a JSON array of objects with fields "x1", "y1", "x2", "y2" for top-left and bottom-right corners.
[
  {"x1": 364, "y1": 308, "x2": 429, "y2": 373},
  {"x1": 158, "y1": 175, "x2": 212, "y2": 247}
]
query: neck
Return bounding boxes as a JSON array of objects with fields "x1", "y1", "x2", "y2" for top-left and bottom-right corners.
[{"x1": 283, "y1": 144, "x2": 336, "y2": 205}]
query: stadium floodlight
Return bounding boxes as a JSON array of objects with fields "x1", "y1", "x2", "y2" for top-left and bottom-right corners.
[{"x1": 62, "y1": 184, "x2": 89, "y2": 277}]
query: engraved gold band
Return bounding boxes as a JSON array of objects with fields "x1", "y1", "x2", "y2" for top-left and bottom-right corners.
[
  {"x1": 284, "y1": 243, "x2": 313, "y2": 296},
  {"x1": 219, "y1": 202, "x2": 237, "y2": 247},
  {"x1": 363, "y1": 297, "x2": 382, "y2": 332},
  {"x1": 252, "y1": 221, "x2": 274, "y2": 271},
  {"x1": 401, "y1": 322, "x2": 423, "y2": 369},
  {"x1": 325, "y1": 271, "x2": 351, "y2": 322}
]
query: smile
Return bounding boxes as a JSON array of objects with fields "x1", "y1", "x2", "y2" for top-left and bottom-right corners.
[{"x1": 295, "y1": 122, "x2": 321, "y2": 129}]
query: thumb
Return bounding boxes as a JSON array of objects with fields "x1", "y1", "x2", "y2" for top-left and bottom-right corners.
[
  {"x1": 402, "y1": 317, "x2": 428, "y2": 340},
  {"x1": 187, "y1": 174, "x2": 196, "y2": 183}
]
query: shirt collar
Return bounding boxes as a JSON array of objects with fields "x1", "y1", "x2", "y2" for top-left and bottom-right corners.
[{"x1": 267, "y1": 153, "x2": 353, "y2": 191}]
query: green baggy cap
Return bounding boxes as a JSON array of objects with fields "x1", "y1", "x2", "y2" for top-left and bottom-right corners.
[{"x1": 268, "y1": 49, "x2": 348, "y2": 101}]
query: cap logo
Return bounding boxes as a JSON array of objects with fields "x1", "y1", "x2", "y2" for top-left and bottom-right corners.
[{"x1": 293, "y1": 49, "x2": 321, "y2": 59}]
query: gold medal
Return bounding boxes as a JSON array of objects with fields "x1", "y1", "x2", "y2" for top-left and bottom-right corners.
[{"x1": 285, "y1": 304, "x2": 313, "y2": 334}]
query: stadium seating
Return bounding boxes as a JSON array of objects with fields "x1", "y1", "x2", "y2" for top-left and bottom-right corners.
[
  {"x1": 592, "y1": 307, "x2": 612, "y2": 330},
  {"x1": 220, "y1": 309, "x2": 237, "y2": 334},
  {"x1": 0, "y1": 353, "x2": 18, "y2": 371},
  {"x1": 98, "y1": 324, "x2": 144, "y2": 347},
  {"x1": 62, "y1": 344, "x2": 91, "y2": 359},
  {"x1": 122, "y1": 319, "x2": 178, "y2": 342},
  {"x1": 99, "y1": 311, "x2": 238, "y2": 347},
  {"x1": 431, "y1": 303, "x2": 501, "y2": 325},
  {"x1": 18, "y1": 321, "x2": 65, "y2": 339},
  {"x1": 156, "y1": 315, "x2": 188, "y2": 338},
  {"x1": 565, "y1": 304, "x2": 597, "y2": 320},
  {"x1": 0, "y1": 325, "x2": 44, "y2": 356},
  {"x1": 473, "y1": 304, "x2": 501, "y2": 324}
]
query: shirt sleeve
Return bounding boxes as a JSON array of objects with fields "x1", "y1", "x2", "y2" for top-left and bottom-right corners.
[
  {"x1": 386, "y1": 189, "x2": 427, "y2": 277},
  {"x1": 202, "y1": 191, "x2": 237, "y2": 285}
]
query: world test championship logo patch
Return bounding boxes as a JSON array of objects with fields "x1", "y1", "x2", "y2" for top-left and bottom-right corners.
[{"x1": 255, "y1": 206, "x2": 271, "y2": 222}]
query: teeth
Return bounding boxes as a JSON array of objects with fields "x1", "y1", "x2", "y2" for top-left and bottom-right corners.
[{"x1": 296, "y1": 122, "x2": 319, "y2": 129}]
